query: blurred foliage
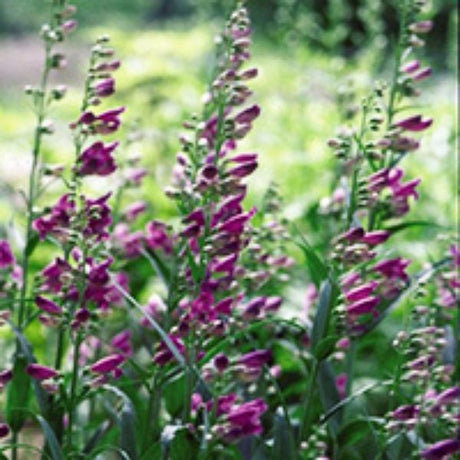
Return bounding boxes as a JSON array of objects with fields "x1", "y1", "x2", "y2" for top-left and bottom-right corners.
[{"x1": 0, "y1": 0, "x2": 457, "y2": 68}]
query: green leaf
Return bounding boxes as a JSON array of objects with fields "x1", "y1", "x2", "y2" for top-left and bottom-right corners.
[
  {"x1": 140, "y1": 442, "x2": 162, "y2": 460},
  {"x1": 310, "y1": 280, "x2": 337, "y2": 349},
  {"x1": 297, "y1": 241, "x2": 328, "y2": 288},
  {"x1": 104, "y1": 385, "x2": 138, "y2": 460},
  {"x1": 35, "y1": 415, "x2": 64, "y2": 460},
  {"x1": 337, "y1": 418, "x2": 382, "y2": 449},
  {"x1": 273, "y1": 409, "x2": 297, "y2": 460},
  {"x1": 25, "y1": 231, "x2": 40, "y2": 257},
  {"x1": 6, "y1": 355, "x2": 31, "y2": 433},
  {"x1": 383, "y1": 220, "x2": 442, "y2": 234},
  {"x1": 313, "y1": 335, "x2": 338, "y2": 361},
  {"x1": 162, "y1": 426, "x2": 199, "y2": 460},
  {"x1": 317, "y1": 361, "x2": 342, "y2": 437},
  {"x1": 163, "y1": 373, "x2": 186, "y2": 417},
  {"x1": 141, "y1": 248, "x2": 171, "y2": 289},
  {"x1": 6, "y1": 321, "x2": 49, "y2": 416}
]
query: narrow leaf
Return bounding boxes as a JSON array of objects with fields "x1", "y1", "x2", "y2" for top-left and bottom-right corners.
[
  {"x1": 35, "y1": 415, "x2": 64, "y2": 460},
  {"x1": 310, "y1": 280, "x2": 337, "y2": 349},
  {"x1": 297, "y1": 241, "x2": 328, "y2": 288}
]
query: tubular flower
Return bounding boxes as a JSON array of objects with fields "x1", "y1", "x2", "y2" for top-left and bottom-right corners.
[{"x1": 26, "y1": 364, "x2": 59, "y2": 381}]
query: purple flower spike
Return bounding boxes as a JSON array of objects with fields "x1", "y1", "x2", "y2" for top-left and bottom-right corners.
[
  {"x1": 373, "y1": 257, "x2": 411, "y2": 281},
  {"x1": 343, "y1": 227, "x2": 365, "y2": 242},
  {"x1": 421, "y1": 439, "x2": 460, "y2": 459},
  {"x1": 394, "y1": 115, "x2": 433, "y2": 132},
  {"x1": 35, "y1": 296, "x2": 63, "y2": 315},
  {"x1": 78, "y1": 141, "x2": 118, "y2": 176},
  {"x1": 26, "y1": 363, "x2": 59, "y2": 381},
  {"x1": 90, "y1": 354, "x2": 125, "y2": 373},
  {"x1": 0, "y1": 240, "x2": 15, "y2": 269},
  {"x1": 392, "y1": 404, "x2": 419, "y2": 421}
]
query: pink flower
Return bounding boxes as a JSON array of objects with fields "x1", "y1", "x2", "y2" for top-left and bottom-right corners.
[
  {"x1": 90, "y1": 354, "x2": 125, "y2": 373},
  {"x1": 409, "y1": 20, "x2": 433, "y2": 34},
  {"x1": 35, "y1": 296, "x2": 63, "y2": 315},
  {"x1": 26, "y1": 364, "x2": 59, "y2": 380},
  {"x1": 336, "y1": 373, "x2": 348, "y2": 399},
  {"x1": 0, "y1": 240, "x2": 15, "y2": 269},
  {"x1": 401, "y1": 60, "x2": 420, "y2": 73}
]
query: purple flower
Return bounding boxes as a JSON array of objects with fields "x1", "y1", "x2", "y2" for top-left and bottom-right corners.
[
  {"x1": 401, "y1": 60, "x2": 420, "y2": 73},
  {"x1": 394, "y1": 115, "x2": 433, "y2": 132},
  {"x1": 434, "y1": 386, "x2": 460, "y2": 406},
  {"x1": 85, "y1": 193, "x2": 113, "y2": 239},
  {"x1": 409, "y1": 20, "x2": 433, "y2": 34},
  {"x1": 79, "y1": 107, "x2": 125, "y2": 135},
  {"x1": 361, "y1": 230, "x2": 391, "y2": 246},
  {"x1": 237, "y1": 349, "x2": 271, "y2": 369},
  {"x1": 392, "y1": 404, "x2": 419, "y2": 421},
  {"x1": 123, "y1": 201, "x2": 147, "y2": 222},
  {"x1": 78, "y1": 141, "x2": 118, "y2": 176},
  {"x1": 234, "y1": 104, "x2": 261, "y2": 124},
  {"x1": 346, "y1": 295, "x2": 380, "y2": 316},
  {"x1": 35, "y1": 296, "x2": 63, "y2": 315},
  {"x1": 218, "y1": 398, "x2": 268, "y2": 442},
  {"x1": 145, "y1": 221, "x2": 173, "y2": 254},
  {"x1": 111, "y1": 330, "x2": 132, "y2": 356},
  {"x1": 0, "y1": 369, "x2": 13, "y2": 385},
  {"x1": 421, "y1": 439, "x2": 460, "y2": 459},
  {"x1": 373, "y1": 257, "x2": 411, "y2": 281},
  {"x1": 345, "y1": 281, "x2": 379, "y2": 302},
  {"x1": 113, "y1": 224, "x2": 144, "y2": 258},
  {"x1": 214, "y1": 353, "x2": 230, "y2": 372},
  {"x1": 94, "y1": 78, "x2": 115, "y2": 97},
  {"x1": 0, "y1": 240, "x2": 15, "y2": 269},
  {"x1": 343, "y1": 227, "x2": 365, "y2": 242},
  {"x1": 90, "y1": 354, "x2": 125, "y2": 373},
  {"x1": 0, "y1": 423, "x2": 9, "y2": 439},
  {"x1": 227, "y1": 160, "x2": 258, "y2": 178},
  {"x1": 26, "y1": 363, "x2": 59, "y2": 381},
  {"x1": 412, "y1": 67, "x2": 432, "y2": 82},
  {"x1": 41, "y1": 258, "x2": 71, "y2": 293}
]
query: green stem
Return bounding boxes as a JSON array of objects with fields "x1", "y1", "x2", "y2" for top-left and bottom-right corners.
[
  {"x1": 66, "y1": 332, "x2": 82, "y2": 450},
  {"x1": 11, "y1": 431, "x2": 18, "y2": 460}
]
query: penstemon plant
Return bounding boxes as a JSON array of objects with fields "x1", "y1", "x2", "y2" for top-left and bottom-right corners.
[{"x1": 0, "y1": 0, "x2": 457, "y2": 459}]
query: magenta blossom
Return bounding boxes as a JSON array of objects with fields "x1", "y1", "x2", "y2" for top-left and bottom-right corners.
[
  {"x1": 35, "y1": 296, "x2": 63, "y2": 315},
  {"x1": 394, "y1": 115, "x2": 433, "y2": 132},
  {"x1": 94, "y1": 78, "x2": 115, "y2": 97},
  {"x1": 421, "y1": 439, "x2": 460, "y2": 459},
  {"x1": 26, "y1": 364, "x2": 59, "y2": 381},
  {"x1": 0, "y1": 240, "x2": 15, "y2": 269},
  {"x1": 90, "y1": 354, "x2": 125, "y2": 373},
  {"x1": 0, "y1": 423, "x2": 9, "y2": 439},
  {"x1": 78, "y1": 141, "x2": 118, "y2": 176}
]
